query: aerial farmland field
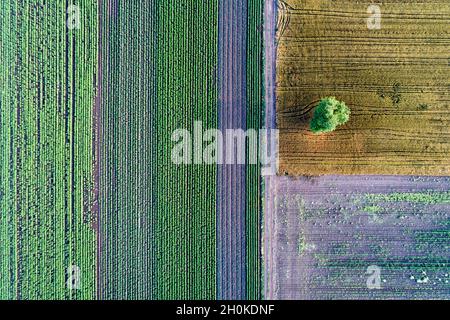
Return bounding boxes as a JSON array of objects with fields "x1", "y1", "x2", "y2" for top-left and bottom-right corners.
[
  {"x1": 97, "y1": 0, "x2": 219, "y2": 300},
  {"x1": 277, "y1": 0, "x2": 450, "y2": 176},
  {"x1": 0, "y1": 0, "x2": 98, "y2": 299},
  {"x1": 0, "y1": 0, "x2": 448, "y2": 306},
  {"x1": 98, "y1": 0, "x2": 264, "y2": 300},
  {"x1": 263, "y1": 0, "x2": 450, "y2": 301},
  {"x1": 0, "y1": 0, "x2": 265, "y2": 301},
  {"x1": 264, "y1": 176, "x2": 450, "y2": 299}
]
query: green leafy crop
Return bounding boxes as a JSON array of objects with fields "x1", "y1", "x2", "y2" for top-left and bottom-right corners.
[{"x1": 310, "y1": 97, "x2": 350, "y2": 134}]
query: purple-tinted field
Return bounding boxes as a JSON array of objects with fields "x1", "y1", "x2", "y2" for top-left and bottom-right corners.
[
  {"x1": 264, "y1": 176, "x2": 450, "y2": 299},
  {"x1": 216, "y1": 0, "x2": 248, "y2": 299}
]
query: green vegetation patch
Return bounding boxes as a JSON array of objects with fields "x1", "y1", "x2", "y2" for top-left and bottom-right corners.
[
  {"x1": 365, "y1": 191, "x2": 450, "y2": 204},
  {"x1": 0, "y1": 0, "x2": 98, "y2": 299},
  {"x1": 310, "y1": 97, "x2": 350, "y2": 134}
]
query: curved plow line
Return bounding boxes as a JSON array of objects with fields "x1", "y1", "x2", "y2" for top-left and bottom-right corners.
[{"x1": 277, "y1": 0, "x2": 292, "y2": 41}]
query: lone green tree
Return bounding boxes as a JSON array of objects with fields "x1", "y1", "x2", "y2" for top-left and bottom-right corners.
[{"x1": 310, "y1": 97, "x2": 350, "y2": 134}]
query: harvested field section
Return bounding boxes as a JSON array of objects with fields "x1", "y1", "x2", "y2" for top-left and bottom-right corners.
[
  {"x1": 262, "y1": 0, "x2": 278, "y2": 300},
  {"x1": 265, "y1": 176, "x2": 450, "y2": 299},
  {"x1": 216, "y1": 0, "x2": 264, "y2": 299},
  {"x1": 0, "y1": 1, "x2": 98, "y2": 299},
  {"x1": 217, "y1": 0, "x2": 248, "y2": 300},
  {"x1": 276, "y1": 0, "x2": 450, "y2": 175}
]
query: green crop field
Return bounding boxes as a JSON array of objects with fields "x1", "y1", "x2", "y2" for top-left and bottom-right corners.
[
  {"x1": 99, "y1": 0, "x2": 265, "y2": 299},
  {"x1": 0, "y1": 0, "x2": 265, "y2": 300},
  {"x1": 0, "y1": 0, "x2": 98, "y2": 299},
  {"x1": 1, "y1": 0, "x2": 447, "y2": 303},
  {"x1": 246, "y1": 0, "x2": 264, "y2": 299},
  {"x1": 98, "y1": 1, "x2": 218, "y2": 299},
  {"x1": 153, "y1": 0, "x2": 218, "y2": 299}
]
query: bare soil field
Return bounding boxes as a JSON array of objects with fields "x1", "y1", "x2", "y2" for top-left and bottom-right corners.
[
  {"x1": 277, "y1": 0, "x2": 450, "y2": 175},
  {"x1": 264, "y1": 175, "x2": 450, "y2": 299}
]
